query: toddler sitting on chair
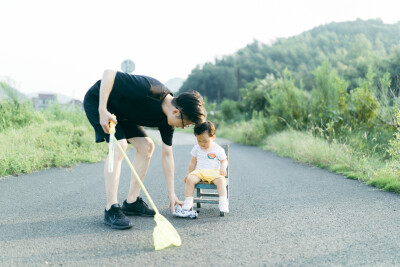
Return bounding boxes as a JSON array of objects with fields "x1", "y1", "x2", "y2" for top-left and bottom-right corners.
[{"x1": 183, "y1": 120, "x2": 229, "y2": 213}]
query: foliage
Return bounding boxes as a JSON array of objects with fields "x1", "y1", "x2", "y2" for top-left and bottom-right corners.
[
  {"x1": 0, "y1": 100, "x2": 44, "y2": 132},
  {"x1": 387, "y1": 109, "x2": 400, "y2": 161},
  {"x1": 266, "y1": 68, "x2": 310, "y2": 130},
  {"x1": 180, "y1": 63, "x2": 237, "y2": 102},
  {"x1": 240, "y1": 74, "x2": 275, "y2": 116},
  {"x1": 219, "y1": 98, "x2": 243, "y2": 122},
  {"x1": 310, "y1": 61, "x2": 348, "y2": 127},
  {"x1": 217, "y1": 112, "x2": 269, "y2": 146},
  {"x1": 180, "y1": 19, "x2": 400, "y2": 103},
  {"x1": 0, "y1": 89, "x2": 107, "y2": 177},
  {"x1": 41, "y1": 102, "x2": 88, "y2": 125},
  {"x1": 346, "y1": 78, "x2": 379, "y2": 127},
  {"x1": 0, "y1": 120, "x2": 107, "y2": 177}
]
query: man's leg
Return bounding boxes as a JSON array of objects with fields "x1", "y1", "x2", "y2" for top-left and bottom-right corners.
[
  {"x1": 126, "y1": 137, "x2": 155, "y2": 202},
  {"x1": 104, "y1": 139, "x2": 128, "y2": 210},
  {"x1": 103, "y1": 139, "x2": 132, "y2": 229}
]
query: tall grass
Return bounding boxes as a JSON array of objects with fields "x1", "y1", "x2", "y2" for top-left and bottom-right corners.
[
  {"x1": 0, "y1": 100, "x2": 44, "y2": 132},
  {"x1": 217, "y1": 112, "x2": 270, "y2": 146},
  {"x1": 0, "y1": 101, "x2": 107, "y2": 177},
  {"x1": 264, "y1": 130, "x2": 377, "y2": 180}
]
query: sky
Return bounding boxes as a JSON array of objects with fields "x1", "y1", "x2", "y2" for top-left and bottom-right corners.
[{"x1": 0, "y1": 0, "x2": 399, "y2": 101}]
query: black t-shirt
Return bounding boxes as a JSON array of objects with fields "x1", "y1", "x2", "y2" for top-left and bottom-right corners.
[{"x1": 87, "y1": 71, "x2": 174, "y2": 145}]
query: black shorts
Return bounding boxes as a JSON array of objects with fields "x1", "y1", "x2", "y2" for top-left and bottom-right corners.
[{"x1": 83, "y1": 92, "x2": 147, "y2": 143}]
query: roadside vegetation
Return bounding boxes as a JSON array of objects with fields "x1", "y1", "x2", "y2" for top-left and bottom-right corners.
[
  {"x1": 203, "y1": 63, "x2": 400, "y2": 193},
  {"x1": 177, "y1": 19, "x2": 400, "y2": 194},
  {"x1": 0, "y1": 92, "x2": 107, "y2": 177}
]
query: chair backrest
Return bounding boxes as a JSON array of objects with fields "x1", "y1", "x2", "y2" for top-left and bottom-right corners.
[{"x1": 221, "y1": 144, "x2": 229, "y2": 179}]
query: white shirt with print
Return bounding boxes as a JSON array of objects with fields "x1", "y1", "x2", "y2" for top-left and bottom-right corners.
[{"x1": 190, "y1": 143, "x2": 227, "y2": 170}]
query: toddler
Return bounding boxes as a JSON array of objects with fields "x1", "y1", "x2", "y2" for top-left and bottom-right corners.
[{"x1": 183, "y1": 121, "x2": 229, "y2": 213}]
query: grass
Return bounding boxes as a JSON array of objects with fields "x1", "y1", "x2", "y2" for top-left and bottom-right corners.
[
  {"x1": 262, "y1": 130, "x2": 400, "y2": 193},
  {"x1": 0, "y1": 100, "x2": 108, "y2": 177},
  {"x1": 0, "y1": 120, "x2": 108, "y2": 177},
  {"x1": 216, "y1": 125, "x2": 400, "y2": 194},
  {"x1": 216, "y1": 119, "x2": 267, "y2": 146}
]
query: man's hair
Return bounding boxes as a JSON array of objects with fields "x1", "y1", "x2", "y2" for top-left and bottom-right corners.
[
  {"x1": 194, "y1": 120, "x2": 215, "y2": 137},
  {"x1": 172, "y1": 90, "x2": 206, "y2": 125}
]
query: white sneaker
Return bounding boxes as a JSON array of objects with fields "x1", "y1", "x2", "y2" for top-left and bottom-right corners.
[
  {"x1": 219, "y1": 201, "x2": 229, "y2": 213},
  {"x1": 172, "y1": 205, "x2": 198, "y2": 219}
]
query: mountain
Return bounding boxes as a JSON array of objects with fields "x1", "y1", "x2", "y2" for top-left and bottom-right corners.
[
  {"x1": 0, "y1": 81, "x2": 28, "y2": 101},
  {"x1": 164, "y1": 77, "x2": 184, "y2": 93}
]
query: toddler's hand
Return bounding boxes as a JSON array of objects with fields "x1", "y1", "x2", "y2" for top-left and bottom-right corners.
[{"x1": 220, "y1": 168, "x2": 227, "y2": 176}]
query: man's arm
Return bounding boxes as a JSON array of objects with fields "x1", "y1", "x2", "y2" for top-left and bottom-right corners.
[
  {"x1": 161, "y1": 142, "x2": 183, "y2": 212},
  {"x1": 99, "y1": 69, "x2": 117, "y2": 133}
]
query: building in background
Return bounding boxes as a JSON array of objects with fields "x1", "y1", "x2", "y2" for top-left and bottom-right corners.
[
  {"x1": 29, "y1": 93, "x2": 83, "y2": 110},
  {"x1": 67, "y1": 99, "x2": 83, "y2": 110},
  {"x1": 31, "y1": 93, "x2": 56, "y2": 110}
]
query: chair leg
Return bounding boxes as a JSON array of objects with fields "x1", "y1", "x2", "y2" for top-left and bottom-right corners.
[{"x1": 196, "y1": 187, "x2": 201, "y2": 208}]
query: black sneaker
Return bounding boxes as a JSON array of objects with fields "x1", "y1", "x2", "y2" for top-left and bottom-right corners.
[
  {"x1": 121, "y1": 197, "x2": 156, "y2": 217},
  {"x1": 104, "y1": 204, "x2": 133, "y2": 229}
]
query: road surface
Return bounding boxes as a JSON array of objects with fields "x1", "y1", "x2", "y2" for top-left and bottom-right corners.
[{"x1": 1, "y1": 131, "x2": 400, "y2": 266}]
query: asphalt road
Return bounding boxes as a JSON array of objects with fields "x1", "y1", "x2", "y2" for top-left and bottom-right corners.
[{"x1": 1, "y1": 131, "x2": 400, "y2": 266}]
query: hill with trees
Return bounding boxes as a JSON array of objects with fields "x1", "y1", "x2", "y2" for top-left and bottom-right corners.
[{"x1": 179, "y1": 19, "x2": 400, "y2": 102}]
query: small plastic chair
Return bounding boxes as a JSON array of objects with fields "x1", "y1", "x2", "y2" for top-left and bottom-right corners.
[{"x1": 193, "y1": 145, "x2": 229, "y2": 216}]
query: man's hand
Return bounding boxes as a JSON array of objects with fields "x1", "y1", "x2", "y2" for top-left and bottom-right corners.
[
  {"x1": 168, "y1": 193, "x2": 183, "y2": 212},
  {"x1": 220, "y1": 167, "x2": 227, "y2": 176},
  {"x1": 99, "y1": 109, "x2": 117, "y2": 134}
]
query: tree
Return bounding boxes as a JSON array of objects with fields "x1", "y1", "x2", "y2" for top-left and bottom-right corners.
[{"x1": 310, "y1": 61, "x2": 348, "y2": 126}]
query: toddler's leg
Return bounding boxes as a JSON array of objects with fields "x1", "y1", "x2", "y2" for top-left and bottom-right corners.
[
  {"x1": 213, "y1": 177, "x2": 227, "y2": 197},
  {"x1": 183, "y1": 174, "x2": 201, "y2": 210},
  {"x1": 213, "y1": 178, "x2": 229, "y2": 213}
]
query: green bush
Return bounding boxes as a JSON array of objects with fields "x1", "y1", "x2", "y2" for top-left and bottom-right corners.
[
  {"x1": 310, "y1": 61, "x2": 348, "y2": 127},
  {"x1": 41, "y1": 102, "x2": 87, "y2": 125},
  {"x1": 0, "y1": 100, "x2": 44, "y2": 132},
  {"x1": 218, "y1": 111, "x2": 269, "y2": 146},
  {"x1": 240, "y1": 74, "x2": 275, "y2": 116},
  {"x1": 387, "y1": 109, "x2": 400, "y2": 160},
  {"x1": 0, "y1": 91, "x2": 107, "y2": 177},
  {"x1": 220, "y1": 98, "x2": 243, "y2": 121},
  {"x1": 266, "y1": 68, "x2": 310, "y2": 130},
  {"x1": 347, "y1": 86, "x2": 379, "y2": 126}
]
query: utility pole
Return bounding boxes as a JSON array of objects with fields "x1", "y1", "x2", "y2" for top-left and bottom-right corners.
[{"x1": 236, "y1": 60, "x2": 241, "y2": 102}]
